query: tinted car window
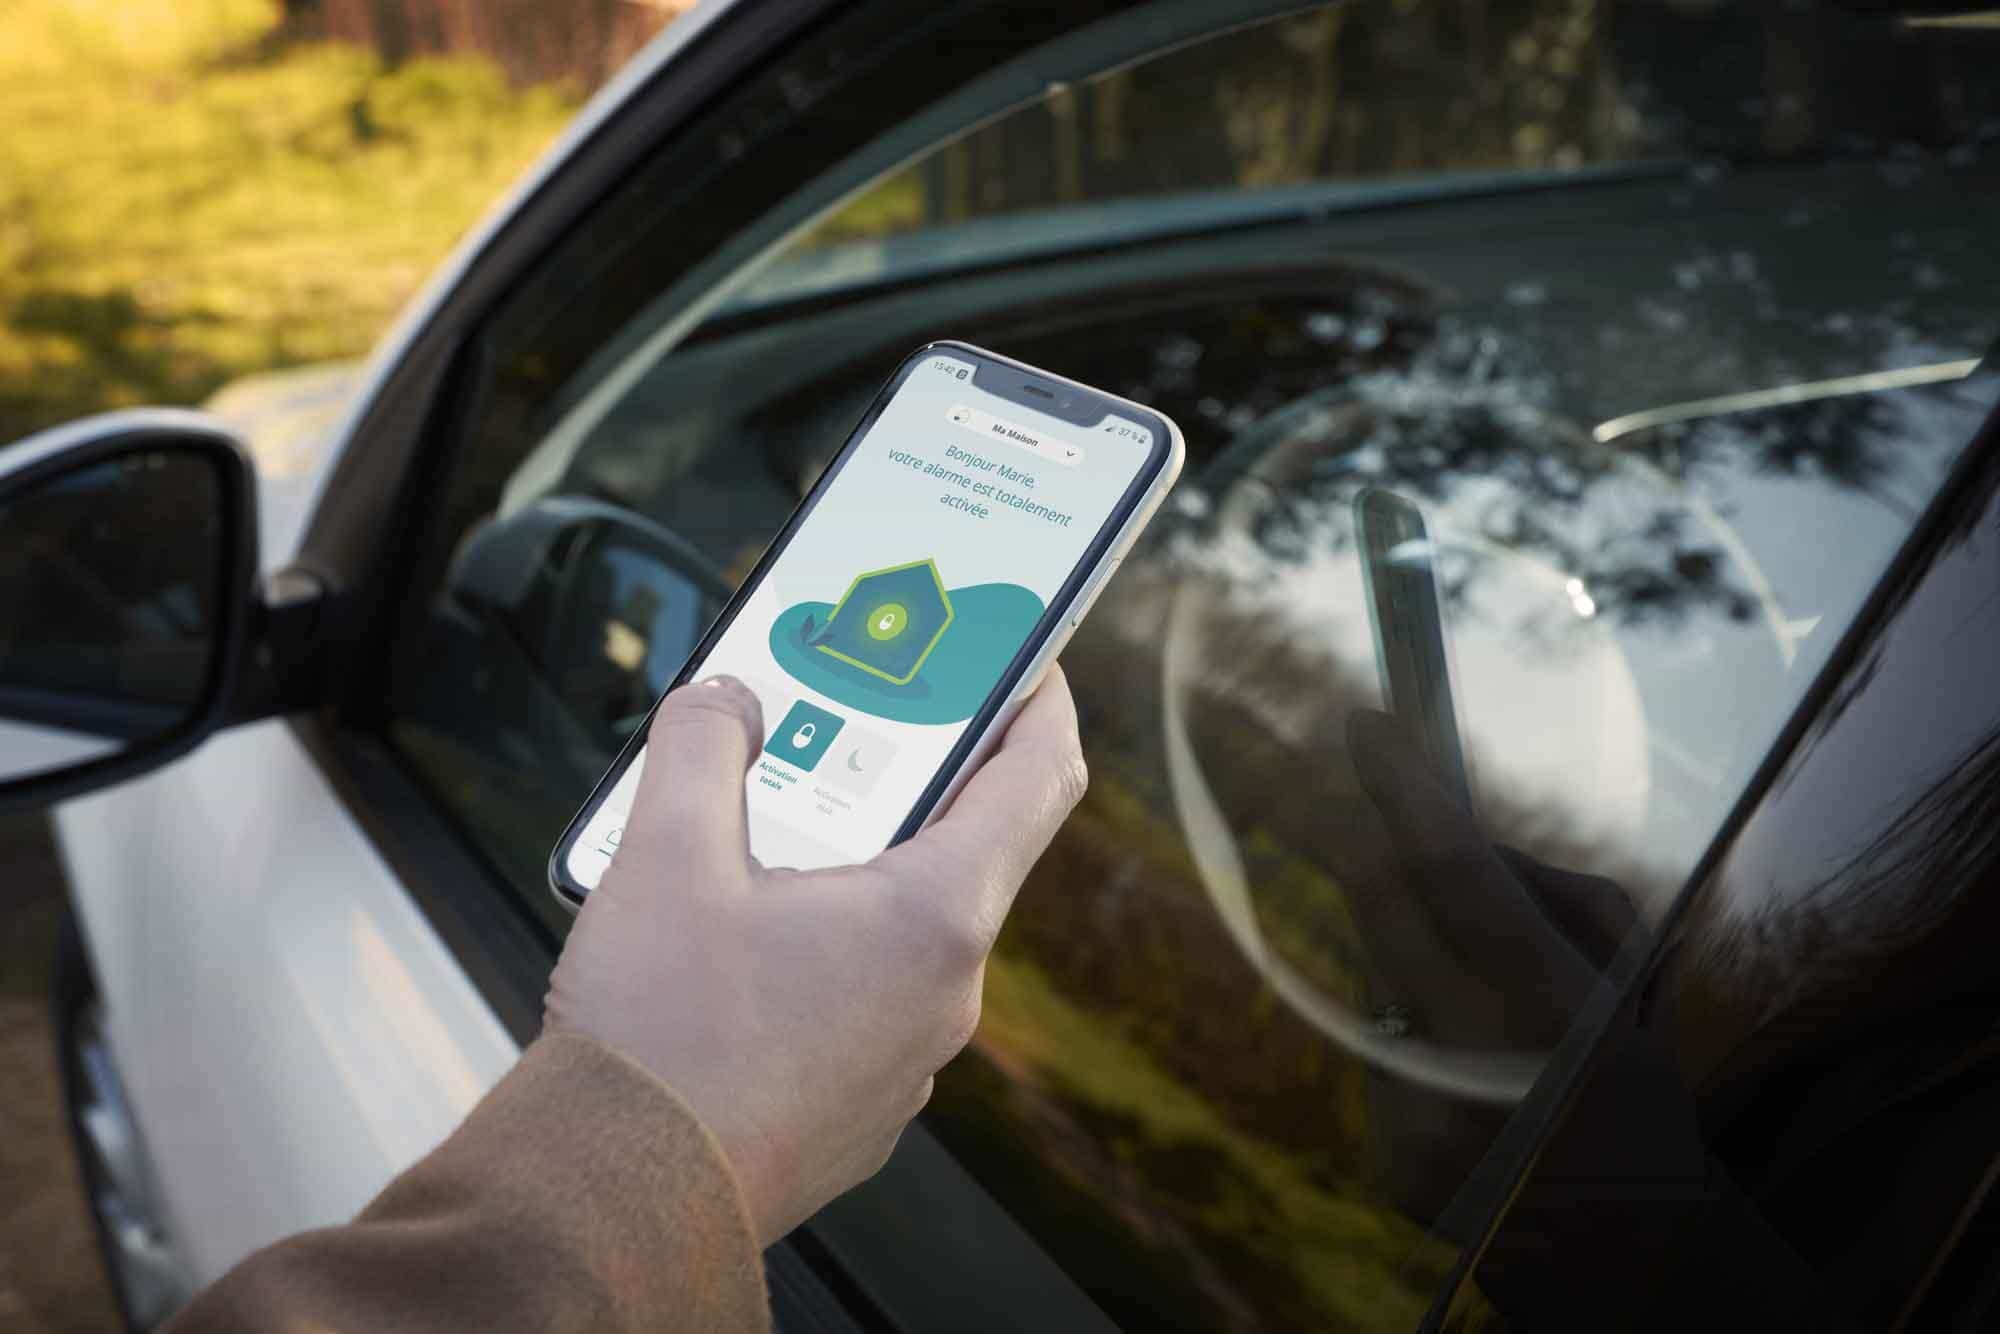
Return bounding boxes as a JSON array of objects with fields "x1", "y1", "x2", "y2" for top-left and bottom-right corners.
[
  {"x1": 1443, "y1": 424, "x2": 2000, "y2": 1332},
  {"x1": 383, "y1": 1, "x2": 1998, "y2": 1327}
]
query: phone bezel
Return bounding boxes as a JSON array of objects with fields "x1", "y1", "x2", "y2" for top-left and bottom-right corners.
[{"x1": 547, "y1": 339, "x2": 1177, "y2": 908}]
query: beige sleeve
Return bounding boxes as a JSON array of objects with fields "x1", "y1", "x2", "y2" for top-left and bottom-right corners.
[{"x1": 163, "y1": 1032, "x2": 771, "y2": 1334}]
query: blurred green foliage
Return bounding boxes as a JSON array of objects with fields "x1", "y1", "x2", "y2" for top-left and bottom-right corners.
[{"x1": 0, "y1": 0, "x2": 577, "y2": 441}]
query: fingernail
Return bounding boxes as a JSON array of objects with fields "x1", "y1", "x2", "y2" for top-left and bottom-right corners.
[{"x1": 692, "y1": 676, "x2": 756, "y2": 712}]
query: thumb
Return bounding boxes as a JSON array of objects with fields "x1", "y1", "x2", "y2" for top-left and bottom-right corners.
[{"x1": 622, "y1": 675, "x2": 765, "y2": 878}]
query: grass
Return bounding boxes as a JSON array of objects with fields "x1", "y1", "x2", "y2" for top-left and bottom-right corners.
[{"x1": 0, "y1": 0, "x2": 579, "y2": 442}]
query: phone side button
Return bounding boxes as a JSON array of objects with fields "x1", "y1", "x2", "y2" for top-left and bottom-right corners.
[{"x1": 1068, "y1": 556, "x2": 1122, "y2": 629}]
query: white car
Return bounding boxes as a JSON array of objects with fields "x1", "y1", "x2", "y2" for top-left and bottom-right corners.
[{"x1": 5, "y1": 0, "x2": 1999, "y2": 1329}]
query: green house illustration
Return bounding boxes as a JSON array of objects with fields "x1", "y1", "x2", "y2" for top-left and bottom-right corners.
[{"x1": 810, "y1": 558, "x2": 955, "y2": 685}]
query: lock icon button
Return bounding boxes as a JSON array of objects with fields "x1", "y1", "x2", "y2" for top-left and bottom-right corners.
[
  {"x1": 865, "y1": 602, "x2": 909, "y2": 641},
  {"x1": 764, "y1": 699, "x2": 845, "y2": 773}
]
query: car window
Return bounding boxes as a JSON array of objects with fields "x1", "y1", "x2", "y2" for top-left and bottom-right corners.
[
  {"x1": 1440, "y1": 421, "x2": 2000, "y2": 1332},
  {"x1": 382, "y1": 1, "x2": 1999, "y2": 1327}
]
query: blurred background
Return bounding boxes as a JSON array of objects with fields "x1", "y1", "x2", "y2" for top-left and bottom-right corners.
[
  {"x1": 0, "y1": 3, "x2": 680, "y2": 1327},
  {"x1": 0, "y1": 0, "x2": 693, "y2": 444}
]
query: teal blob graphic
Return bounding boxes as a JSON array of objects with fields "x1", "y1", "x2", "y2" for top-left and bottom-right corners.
[{"x1": 769, "y1": 581, "x2": 1046, "y2": 724}]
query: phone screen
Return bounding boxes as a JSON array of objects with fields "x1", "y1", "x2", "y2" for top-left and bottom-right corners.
[{"x1": 560, "y1": 346, "x2": 1169, "y2": 891}]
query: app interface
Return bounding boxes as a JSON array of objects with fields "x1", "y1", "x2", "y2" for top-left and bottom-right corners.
[{"x1": 566, "y1": 351, "x2": 1158, "y2": 886}]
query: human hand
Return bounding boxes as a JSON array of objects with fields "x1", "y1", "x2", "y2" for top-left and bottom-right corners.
[
  {"x1": 1344, "y1": 708, "x2": 1637, "y2": 1224},
  {"x1": 545, "y1": 669, "x2": 1087, "y2": 1244}
]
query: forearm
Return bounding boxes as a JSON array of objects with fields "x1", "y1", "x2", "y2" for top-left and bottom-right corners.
[{"x1": 164, "y1": 1032, "x2": 770, "y2": 1334}]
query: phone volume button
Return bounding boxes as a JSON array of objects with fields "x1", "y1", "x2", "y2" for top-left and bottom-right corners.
[{"x1": 1069, "y1": 557, "x2": 1121, "y2": 629}]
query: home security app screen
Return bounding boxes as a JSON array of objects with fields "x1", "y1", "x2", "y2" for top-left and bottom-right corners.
[{"x1": 566, "y1": 350, "x2": 1156, "y2": 885}]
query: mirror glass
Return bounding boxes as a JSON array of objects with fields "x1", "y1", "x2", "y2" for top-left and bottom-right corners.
[{"x1": 0, "y1": 447, "x2": 227, "y2": 784}]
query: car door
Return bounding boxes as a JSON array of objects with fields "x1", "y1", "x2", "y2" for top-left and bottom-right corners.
[{"x1": 55, "y1": 0, "x2": 1999, "y2": 1329}]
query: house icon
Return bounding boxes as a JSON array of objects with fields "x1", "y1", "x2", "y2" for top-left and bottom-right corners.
[{"x1": 812, "y1": 558, "x2": 956, "y2": 686}]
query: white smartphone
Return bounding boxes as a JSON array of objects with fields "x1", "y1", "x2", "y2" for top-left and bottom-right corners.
[{"x1": 549, "y1": 341, "x2": 1184, "y2": 909}]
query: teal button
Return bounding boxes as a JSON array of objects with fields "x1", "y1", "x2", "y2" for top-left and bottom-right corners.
[
  {"x1": 764, "y1": 699, "x2": 845, "y2": 773},
  {"x1": 865, "y1": 602, "x2": 910, "y2": 640}
]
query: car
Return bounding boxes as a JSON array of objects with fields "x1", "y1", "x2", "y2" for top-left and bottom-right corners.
[{"x1": 3, "y1": 0, "x2": 1997, "y2": 1328}]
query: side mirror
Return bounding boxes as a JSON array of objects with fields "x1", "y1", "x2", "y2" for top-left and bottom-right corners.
[{"x1": 0, "y1": 411, "x2": 260, "y2": 809}]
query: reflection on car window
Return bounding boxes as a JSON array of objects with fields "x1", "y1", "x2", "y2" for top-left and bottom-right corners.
[
  {"x1": 384, "y1": 0, "x2": 1999, "y2": 1326},
  {"x1": 1444, "y1": 437, "x2": 2000, "y2": 1332}
]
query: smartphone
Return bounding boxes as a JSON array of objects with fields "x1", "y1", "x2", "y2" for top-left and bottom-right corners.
[
  {"x1": 1355, "y1": 487, "x2": 1474, "y2": 811},
  {"x1": 549, "y1": 341, "x2": 1184, "y2": 908}
]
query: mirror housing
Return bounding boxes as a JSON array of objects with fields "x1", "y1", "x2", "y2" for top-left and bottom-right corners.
[{"x1": 0, "y1": 410, "x2": 261, "y2": 810}]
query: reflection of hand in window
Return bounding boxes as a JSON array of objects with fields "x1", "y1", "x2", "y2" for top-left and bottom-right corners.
[{"x1": 1344, "y1": 707, "x2": 1638, "y2": 1227}]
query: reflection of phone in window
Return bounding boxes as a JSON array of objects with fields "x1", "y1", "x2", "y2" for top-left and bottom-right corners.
[
  {"x1": 1355, "y1": 487, "x2": 1473, "y2": 811},
  {"x1": 548, "y1": 341, "x2": 1184, "y2": 910}
]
